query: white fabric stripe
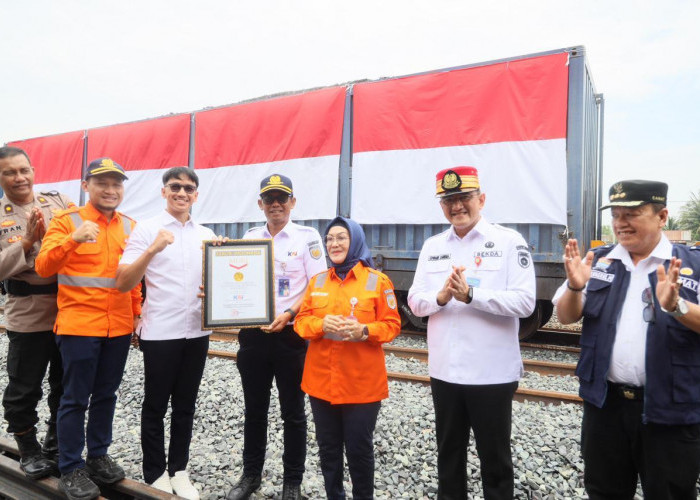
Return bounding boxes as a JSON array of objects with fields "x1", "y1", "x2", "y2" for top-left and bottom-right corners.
[
  {"x1": 351, "y1": 139, "x2": 567, "y2": 225},
  {"x1": 58, "y1": 275, "x2": 116, "y2": 288},
  {"x1": 323, "y1": 332, "x2": 363, "y2": 342},
  {"x1": 192, "y1": 155, "x2": 340, "y2": 224},
  {"x1": 114, "y1": 169, "x2": 170, "y2": 222},
  {"x1": 34, "y1": 180, "x2": 81, "y2": 205}
]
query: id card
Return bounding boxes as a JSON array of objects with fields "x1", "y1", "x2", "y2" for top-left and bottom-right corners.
[
  {"x1": 278, "y1": 277, "x2": 291, "y2": 297},
  {"x1": 466, "y1": 277, "x2": 481, "y2": 288}
]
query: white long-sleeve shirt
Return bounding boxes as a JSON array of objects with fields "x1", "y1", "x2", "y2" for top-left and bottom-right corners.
[{"x1": 408, "y1": 218, "x2": 536, "y2": 384}]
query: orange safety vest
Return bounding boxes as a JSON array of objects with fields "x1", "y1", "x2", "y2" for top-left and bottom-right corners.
[
  {"x1": 35, "y1": 202, "x2": 141, "y2": 337},
  {"x1": 294, "y1": 263, "x2": 401, "y2": 404}
]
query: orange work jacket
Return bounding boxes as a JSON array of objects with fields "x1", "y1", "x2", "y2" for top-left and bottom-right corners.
[
  {"x1": 294, "y1": 262, "x2": 401, "y2": 404},
  {"x1": 35, "y1": 202, "x2": 141, "y2": 337}
]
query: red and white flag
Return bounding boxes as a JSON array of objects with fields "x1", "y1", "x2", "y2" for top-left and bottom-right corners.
[
  {"x1": 352, "y1": 52, "x2": 569, "y2": 225},
  {"x1": 8, "y1": 131, "x2": 84, "y2": 203},
  {"x1": 87, "y1": 114, "x2": 191, "y2": 221},
  {"x1": 192, "y1": 87, "x2": 346, "y2": 223}
]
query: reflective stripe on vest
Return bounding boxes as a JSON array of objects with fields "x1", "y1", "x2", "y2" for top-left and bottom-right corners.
[
  {"x1": 365, "y1": 272, "x2": 379, "y2": 291},
  {"x1": 314, "y1": 271, "x2": 329, "y2": 288},
  {"x1": 68, "y1": 211, "x2": 132, "y2": 235},
  {"x1": 57, "y1": 275, "x2": 117, "y2": 288}
]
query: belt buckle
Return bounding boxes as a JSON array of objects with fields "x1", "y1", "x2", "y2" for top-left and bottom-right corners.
[{"x1": 622, "y1": 388, "x2": 636, "y2": 400}]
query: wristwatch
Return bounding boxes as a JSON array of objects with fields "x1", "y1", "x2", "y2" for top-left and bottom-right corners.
[
  {"x1": 465, "y1": 287, "x2": 474, "y2": 304},
  {"x1": 661, "y1": 297, "x2": 689, "y2": 318}
]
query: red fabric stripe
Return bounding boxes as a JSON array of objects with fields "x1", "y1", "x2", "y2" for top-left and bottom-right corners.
[
  {"x1": 353, "y1": 52, "x2": 569, "y2": 153},
  {"x1": 195, "y1": 87, "x2": 345, "y2": 169},
  {"x1": 87, "y1": 114, "x2": 190, "y2": 172},
  {"x1": 7, "y1": 131, "x2": 84, "y2": 183}
]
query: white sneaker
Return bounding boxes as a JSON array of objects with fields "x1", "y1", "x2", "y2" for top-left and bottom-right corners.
[
  {"x1": 170, "y1": 470, "x2": 200, "y2": 500},
  {"x1": 149, "y1": 471, "x2": 173, "y2": 493}
]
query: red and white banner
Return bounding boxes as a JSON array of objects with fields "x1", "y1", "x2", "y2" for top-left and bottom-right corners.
[
  {"x1": 87, "y1": 114, "x2": 191, "y2": 221},
  {"x1": 352, "y1": 52, "x2": 569, "y2": 225},
  {"x1": 7, "y1": 131, "x2": 84, "y2": 203},
  {"x1": 193, "y1": 87, "x2": 346, "y2": 223}
]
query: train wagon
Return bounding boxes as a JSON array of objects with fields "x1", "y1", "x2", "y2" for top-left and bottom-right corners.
[{"x1": 4, "y1": 46, "x2": 603, "y2": 339}]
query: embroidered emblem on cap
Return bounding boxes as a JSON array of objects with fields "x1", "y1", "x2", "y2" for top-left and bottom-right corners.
[
  {"x1": 441, "y1": 170, "x2": 462, "y2": 191},
  {"x1": 268, "y1": 175, "x2": 283, "y2": 186}
]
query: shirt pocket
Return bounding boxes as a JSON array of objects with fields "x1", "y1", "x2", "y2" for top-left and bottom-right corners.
[
  {"x1": 582, "y1": 278, "x2": 612, "y2": 319},
  {"x1": 353, "y1": 297, "x2": 376, "y2": 324},
  {"x1": 310, "y1": 293, "x2": 329, "y2": 313},
  {"x1": 72, "y1": 242, "x2": 102, "y2": 273},
  {"x1": 425, "y1": 259, "x2": 450, "y2": 274},
  {"x1": 575, "y1": 333, "x2": 597, "y2": 382},
  {"x1": 671, "y1": 347, "x2": 700, "y2": 403}
]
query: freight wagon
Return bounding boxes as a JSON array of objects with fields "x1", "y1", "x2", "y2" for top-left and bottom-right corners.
[{"x1": 5, "y1": 46, "x2": 603, "y2": 339}]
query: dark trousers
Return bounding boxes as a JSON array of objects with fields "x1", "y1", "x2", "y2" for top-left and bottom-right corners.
[
  {"x1": 309, "y1": 396, "x2": 381, "y2": 500},
  {"x1": 140, "y1": 336, "x2": 209, "y2": 484},
  {"x1": 3, "y1": 330, "x2": 63, "y2": 434},
  {"x1": 582, "y1": 392, "x2": 700, "y2": 500},
  {"x1": 430, "y1": 378, "x2": 517, "y2": 500},
  {"x1": 56, "y1": 334, "x2": 131, "y2": 474},
  {"x1": 236, "y1": 325, "x2": 307, "y2": 483}
]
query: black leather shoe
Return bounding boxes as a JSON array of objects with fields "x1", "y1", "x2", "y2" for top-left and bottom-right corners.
[
  {"x1": 85, "y1": 454, "x2": 125, "y2": 484},
  {"x1": 282, "y1": 482, "x2": 302, "y2": 500},
  {"x1": 225, "y1": 474, "x2": 262, "y2": 500},
  {"x1": 60, "y1": 468, "x2": 100, "y2": 500},
  {"x1": 42, "y1": 421, "x2": 59, "y2": 461},
  {"x1": 13, "y1": 427, "x2": 56, "y2": 479}
]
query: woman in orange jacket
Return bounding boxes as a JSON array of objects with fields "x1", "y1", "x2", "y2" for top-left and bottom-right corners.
[{"x1": 294, "y1": 216, "x2": 401, "y2": 500}]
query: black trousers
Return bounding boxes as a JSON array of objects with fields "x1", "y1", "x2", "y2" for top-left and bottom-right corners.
[
  {"x1": 236, "y1": 325, "x2": 307, "y2": 483},
  {"x1": 3, "y1": 330, "x2": 63, "y2": 434},
  {"x1": 310, "y1": 396, "x2": 380, "y2": 500},
  {"x1": 430, "y1": 378, "x2": 517, "y2": 500},
  {"x1": 582, "y1": 392, "x2": 700, "y2": 500},
  {"x1": 140, "y1": 336, "x2": 209, "y2": 484}
]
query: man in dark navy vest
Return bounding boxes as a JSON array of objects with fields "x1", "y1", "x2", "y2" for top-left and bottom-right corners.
[{"x1": 554, "y1": 180, "x2": 700, "y2": 499}]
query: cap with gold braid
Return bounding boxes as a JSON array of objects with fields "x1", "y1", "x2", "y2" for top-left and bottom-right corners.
[
  {"x1": 435, "y1": 166, "x2": 480, "y2": 198},
  {"x1": 85, "y1": 158, "x2": 128, "y2": 180},
  {"x1": 260, "y1": 174, "x2": 293, "y2": 196},
  {"x1": 599, "y1": 179, "x2": 667, "y2": 210}
]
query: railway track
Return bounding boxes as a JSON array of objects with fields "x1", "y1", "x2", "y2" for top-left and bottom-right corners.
[
  {"x1": 207, "y1": 348, "x2": 582, "y2": 406},
  {"x1": 0, "y1": 438, "x2": 175, "y2": 499}
]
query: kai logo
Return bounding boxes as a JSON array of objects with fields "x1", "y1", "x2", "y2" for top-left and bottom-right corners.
[
  {"x1": 680, "y1": 267, "x2": 693, "y2": 276},
  {"x1": 1, "y1": 220, "x2": 15, "y2": 227},
  {"x1": 8, "y1": 235, "x2": 22, "y2": 243},
  {"x1": 234, "y1": 272, "x2": 244, "y2": 282}
]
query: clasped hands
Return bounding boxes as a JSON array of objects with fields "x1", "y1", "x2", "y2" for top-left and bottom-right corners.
[
  {"x1": 437, "y1": 265, "x2": 470, "y2": 305},
  {"x1": 322, "y1": 314, "x2": 365, "y2": 341}
]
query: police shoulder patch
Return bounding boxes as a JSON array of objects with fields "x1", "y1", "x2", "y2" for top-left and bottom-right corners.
[{"x1": 517, "y1": 250, "x2": 531, "y2": 269}]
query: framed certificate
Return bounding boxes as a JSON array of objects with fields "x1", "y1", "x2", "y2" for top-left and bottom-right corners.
[{"x1": 202, "y1": 239, "x2": 275, "y2": 329}]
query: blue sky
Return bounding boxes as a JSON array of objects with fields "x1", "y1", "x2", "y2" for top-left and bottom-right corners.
[{"x1": 2, "y1": 0, "x2": 698, "y2": 218}]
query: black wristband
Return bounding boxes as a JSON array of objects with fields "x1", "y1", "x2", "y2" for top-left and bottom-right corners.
[
  {"x1": 567, "y1": 282, "x2": 586, "y2": 292},
  {"x1": 284, "y1": 308, "x2": 297, "y2": 319}
]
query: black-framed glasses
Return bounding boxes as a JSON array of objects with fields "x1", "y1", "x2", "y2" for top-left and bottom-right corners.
[
  {"x1": 440, "y1": 191, "x2": 479, "y2": 206},
  {"x1": 261, "y1": 193, "x2": 291, "y2": 205},
  {"x1": 642, "y1": 286, "x2": 655, "y2": 323},
  {"x1": 166, "y1": 183, "x2": 197, "y2": 194},
  {"x1": 325, "y1": 234, "x2": 350, "y2": 245}
]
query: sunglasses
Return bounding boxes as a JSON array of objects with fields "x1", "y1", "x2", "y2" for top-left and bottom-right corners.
[
  {"x1": 642, "y1": 286, "x2": 655, "y2": 323},
  {"x1": 166, "y1": 183, "x2": 197, "y2": 194},
  {"x1": 261, "y1": 193, "x2": 291, "y2": 205}
]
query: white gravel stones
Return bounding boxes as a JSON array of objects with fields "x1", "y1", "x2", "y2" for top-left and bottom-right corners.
[{"x1": 0, "y1": 333, "x2": 603, "y2": 498}]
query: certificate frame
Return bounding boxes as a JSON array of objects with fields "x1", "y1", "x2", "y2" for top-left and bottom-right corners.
[{"x1": 202, "y1": 239, "x2": 275, "y2": 329}]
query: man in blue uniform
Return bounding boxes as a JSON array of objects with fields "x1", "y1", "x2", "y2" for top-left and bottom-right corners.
[{"x1": 554, "y1": 180, "x2": 700, "y2": 498}]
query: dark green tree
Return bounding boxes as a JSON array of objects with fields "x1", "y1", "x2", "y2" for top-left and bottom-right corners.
[
  {"x1": 678, "y1": 191, "x2": 700, "y2": 241},
  {"x1": 664, "y1": 216, "x2": 680, "y2": 231}
]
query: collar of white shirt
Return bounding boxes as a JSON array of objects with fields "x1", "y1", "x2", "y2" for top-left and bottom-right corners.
[
  {"x1": 607, "y1": 234, "x2": 672, "y2": 270},
  {"x1": 446, "y1": 217, "x2": 490, "y2": 242}
]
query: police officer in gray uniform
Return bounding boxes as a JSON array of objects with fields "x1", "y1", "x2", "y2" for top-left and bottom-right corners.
[{"x1": 0, "y1": 146, "x2": 75, "y2": 479}]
